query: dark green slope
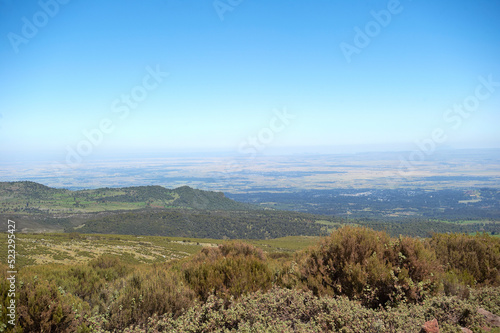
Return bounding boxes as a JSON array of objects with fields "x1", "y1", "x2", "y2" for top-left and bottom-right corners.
[
  {"x1": 0, "y1": 181, "x2": 69, "y2": 198},
  {"x1": 76, "y1": 209, "x2": 326, "y2": 239},
  {"x1": 170, "y1": 185, "x2": 255, "y2": 210}
]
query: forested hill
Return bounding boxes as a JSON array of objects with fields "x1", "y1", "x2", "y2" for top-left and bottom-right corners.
[
  {"x1": 77, "y1": 209, "x2": 326, "y2": 239},
  {"x1": 0, "y1": 181, "x2": 258, "y2": 214}
]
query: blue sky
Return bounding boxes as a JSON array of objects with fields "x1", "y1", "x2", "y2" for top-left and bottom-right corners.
[{"x1": 0, "y1": 0, "x2": 499, "y2": 163}]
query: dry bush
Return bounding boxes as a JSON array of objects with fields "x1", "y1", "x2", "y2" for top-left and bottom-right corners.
[
  {"x1": 105, "y1": 264, "x2": 195, "y2": 330},
  {"x1": 429, "y1": 233, "x2": 500, "y2": 287},
  {"x1": 181, "y1": 241, "x2": 273, "y2": 302},
  {"x1": 17, "y1": 277, "x2": 85, "y2": 332},
  {"x1": 296, "y1": 226, "x2": 441, "y2": 307}
]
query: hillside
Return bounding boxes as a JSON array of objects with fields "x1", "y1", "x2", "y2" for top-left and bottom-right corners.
[
  {"x1": 0, "y1": 181, "x2": 328, "y2": 238},
  {"x1": 76, "y1": 209, "x2": 327, "y2": 239},
  {"x1": 0, "y1": 181, "x2": 257, "y2": 214}
]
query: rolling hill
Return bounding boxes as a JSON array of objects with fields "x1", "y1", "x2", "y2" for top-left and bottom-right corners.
[
  {"x1": 0, "y1": 181, "x2": 328, "y2": 238},
  {"x1": 0, "y1": 181, "x2": 257, "y2": 214}
]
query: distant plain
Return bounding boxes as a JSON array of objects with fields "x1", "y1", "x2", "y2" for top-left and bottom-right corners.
[{"x1": 1, "y1": 149, "x2": 499, "y2": 193}]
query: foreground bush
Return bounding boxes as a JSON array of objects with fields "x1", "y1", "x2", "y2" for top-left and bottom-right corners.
[
  {"x1": 430, "y1": 233, "x2": 500, "y2": 287},
  {"x1": 17, "y1": 277, "x2": 88, "y2": 333},
  {"x1": 470, "y1": 286, "x2": 500, "y2": 315},
  {"x1": 102, "y1": 265, "x2": 195, "y2": 331},
  {"x1": 181, "y1": 242, "x2": 273, "y2": 302},
  {"x1": 296, "y1": 226, "x2": 441, "y2": 307},
  {"x1": 3, "y1": 230, "x2": 500, "y2": 332},
  {"x1": 119, "y1": 287, "x2": 492, "y2": 333}
]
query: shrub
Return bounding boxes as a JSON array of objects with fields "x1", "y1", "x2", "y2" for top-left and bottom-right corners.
[
  {"x1": 470, "y1": 286, "x2": 500, "y2": 315},
  {"x1": 181, "y1": 242, "x2": 273, "y2": 302},
  {"x1": 429, "y1": 233, "x2": 500, "y2": 286},
  {"x1": 121, "y1": 287, "x2": 489, "y2": 333},
  {"x1": 104, "y1": 264, "x2": 195, "y2": 330},
  {"x1": 296, "y1": 226, "x2": 441, "y2": 307},
  {"x1": 17, "y1": 277, "x2": 84, "y2": 332}
]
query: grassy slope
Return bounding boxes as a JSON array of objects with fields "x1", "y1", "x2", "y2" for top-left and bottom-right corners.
[
  {"x1": 0, "y1": 232, "x2": 319, "y2": 267},
  {"x1": 0, "y1": 181, "x2": 256, "y2": 214}
]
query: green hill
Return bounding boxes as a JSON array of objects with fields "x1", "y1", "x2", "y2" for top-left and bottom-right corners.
[{"x1": 0, "y1": 181, "x2": 256, "y2": 214}]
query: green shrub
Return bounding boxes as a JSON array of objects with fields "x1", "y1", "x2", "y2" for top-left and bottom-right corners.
[
  {"x1": 470, "y1": 286, "x2": 500, "y2": 315},
  {"x1": 104, "y1": 264, "x2": 195, "y2": 330},
  {"x1": 120, "y1": 287, "x2": 489, "y2": 333},
  {"x1": 181, "y1": 242, "x2": 273, "y2": 302},
  {"x1": 429, "y1": 233, "x2": 500, "y2": 286},
  {"x1": 296, "y1": 226, "x2": 441, "y2": 307},
  {"x1": 17, "y1": 277, "x2": 83, "y2": 332}
]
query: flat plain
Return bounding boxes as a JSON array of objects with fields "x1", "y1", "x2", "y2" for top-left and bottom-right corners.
[{"x1": 1, "y1": 149, "x2": 499, "y2": 193}]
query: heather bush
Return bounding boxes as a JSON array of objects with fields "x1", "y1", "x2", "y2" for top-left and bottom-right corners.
[
  {"x1": 16, "y1": 276, "x2": 88, "y2": 332},
  {"x1": 390, "y1": 235, "x2": 442, "y2": 302},
  {"x1": 296, "y1": 226, "x2": 441, "y2": 307},
  {"x1": 4, "y1": 231, "x2": 500, "y2": 332},
  {"x1": 18, "y1": 255, "x2": 130, "y2": 315},
  {"x1": 89, "y1": 254, "x2": 130, "y2": 280},
  {"x1": 429, "y1": 233, "x2": 500, "y2": 286},
  {"x1": 103, "y1": 264, "x2": 195, "y2": 330},
  {"x1": 181, "y1": 242, "x2": 273, "y2": 302}
]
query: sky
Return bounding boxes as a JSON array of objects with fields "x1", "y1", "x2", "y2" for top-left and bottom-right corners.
[{"x1": 0, "y1": 0, "x2": 499, "y2": 164}]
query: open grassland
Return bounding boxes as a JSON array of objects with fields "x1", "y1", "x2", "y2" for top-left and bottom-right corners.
[
  {"x1": 0, "y1": 233, "x2": 218, "y2": 266},
  {"x1": 0, "y1": 233, "x2": 322, "y2": 267}
]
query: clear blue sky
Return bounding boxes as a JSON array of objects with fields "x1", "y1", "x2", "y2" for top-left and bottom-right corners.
[{"x1": 1, "y1": 0, "x2": 499, "y2": 162}]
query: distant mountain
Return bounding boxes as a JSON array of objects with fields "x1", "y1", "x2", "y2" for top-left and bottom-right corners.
[{"x1": 0, "y1": 181, "x2": 257, "y2": 214}]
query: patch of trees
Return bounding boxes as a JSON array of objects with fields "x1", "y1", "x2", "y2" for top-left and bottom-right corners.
[{"x1": 75, "y1": 209, "x2": 326, "y2": 239}]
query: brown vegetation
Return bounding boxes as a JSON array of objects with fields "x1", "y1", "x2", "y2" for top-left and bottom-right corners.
[{"x1": 1, "y1": 228, "x2": 499, "y2": 332}]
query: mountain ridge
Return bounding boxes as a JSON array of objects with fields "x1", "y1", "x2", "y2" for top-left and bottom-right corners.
[
  {"x1": 0, "y1": 181, "x2": 329, "y2": 238},
  {"x1": 0, "y1": 181, "x2": 258, "y2": 214}
]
